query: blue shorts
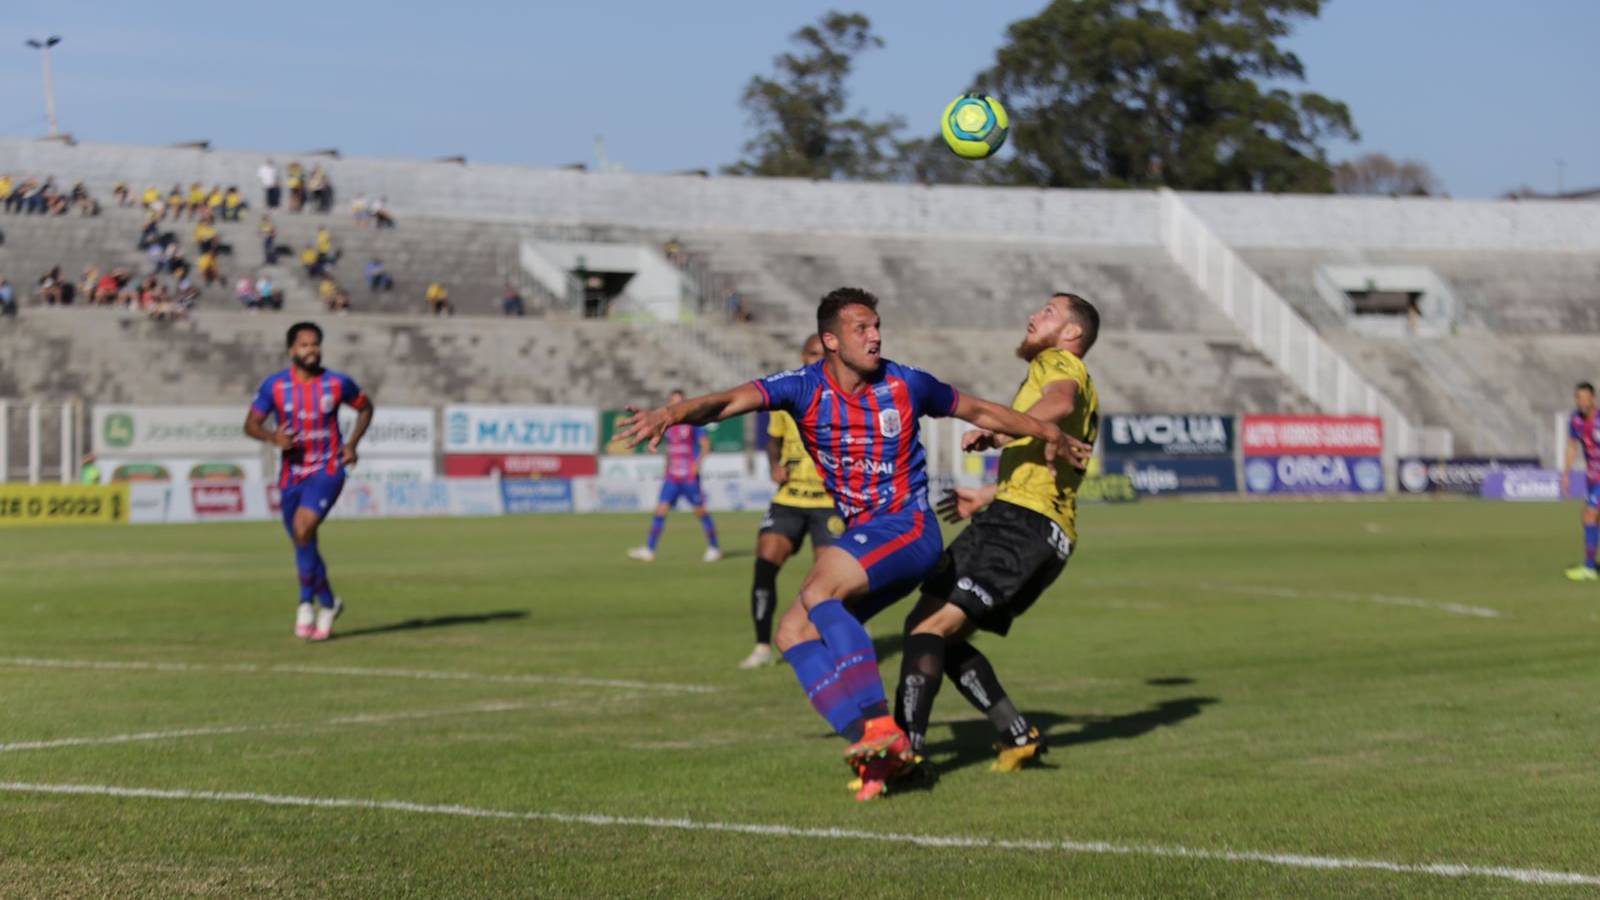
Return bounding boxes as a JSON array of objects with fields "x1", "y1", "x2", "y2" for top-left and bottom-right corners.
[
  {"x1": 657, "y1": 479, "x2": 705, "y2": 509},
  {"x1": 1587, "y1": 481, "x2": 1600, "y2": 509},
  {"x1": 281, "y1": 471, "x2": 346, "y2": 535},
  {"x1": 837, "y1": 508, "x2": 944, "y2": 623}
]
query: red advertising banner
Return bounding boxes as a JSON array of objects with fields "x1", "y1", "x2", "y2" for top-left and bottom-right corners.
[
  {"x1": 1241, "y1": 415, "x2": 1383, "y2": 457},
  {"x1": 190, "y1": 482, "x2": 246, "y2": 517},
  {"x1": 443, "y1": 454, "x2": 598, "y2": 478}
]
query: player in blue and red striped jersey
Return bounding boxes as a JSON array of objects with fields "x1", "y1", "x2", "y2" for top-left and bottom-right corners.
[
  {"x1": 244, "y1": 322, "x2": 374, "y2": 641},
  {"x1": 618, "y1": 287, "x2": 1089, "y2": 801},
  {"x1": 627, "y1": 390, "x2": 722, "y2": 563},
  {"x1": 1563, "y1": 381, "x2": 1600, "y2": 581}
]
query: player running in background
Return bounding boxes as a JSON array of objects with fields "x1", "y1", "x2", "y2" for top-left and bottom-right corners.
[
  {"x1": 244, "y1": 321, "x2": 374, "y2": 641},
  {"x1": 618, "y1": 287, "x2": 1088, "y2": 801},
  {"x1": 628, "y1": 390, "x2": 722, "y2": 563},
  {"x1": 891, "y1": 292, "x2": 1100, "y2": 782},
  {"x1": 1563, "y1": 381, "x2": 1599, "y2": 581},
  {"x1": 740, "y1": 334, "x2": 840, "y2": 670}
]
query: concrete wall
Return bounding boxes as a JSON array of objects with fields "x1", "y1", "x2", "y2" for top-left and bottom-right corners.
[{"x1": 1181, "y1": 192, "x2": 1600, "y2": 251}]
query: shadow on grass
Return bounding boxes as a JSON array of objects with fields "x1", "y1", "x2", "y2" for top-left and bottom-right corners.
[
  {"x1": 925, "y1": 696, "x2": 1219, "y2": 777},
  {"x1": 331, "y1": 610, "x2": 530, "y2": 641}
]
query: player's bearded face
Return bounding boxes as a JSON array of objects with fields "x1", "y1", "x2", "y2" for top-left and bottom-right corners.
[
  {"x1": 291, "y1": 337, "x2": 322, "y2": 371},
  {"x1": 1016, "y1": 303, "x2": 1067, "y2": 361}
]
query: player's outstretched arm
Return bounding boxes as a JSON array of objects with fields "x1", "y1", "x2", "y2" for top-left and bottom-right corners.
[
  {"x1": 616, "y1": 383, "x2": 766, "y2": 452},
  {"x1": 964, "y1": 381, "x2": 1084, "y2": 453},
  {"x1": 953, "y1": 394, "x2": 1087, "y2": 471}
]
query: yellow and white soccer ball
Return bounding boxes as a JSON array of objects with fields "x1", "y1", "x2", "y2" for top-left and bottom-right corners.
[{"x1": 941, "y1": 93, "x2": 1009, "y2": 160}]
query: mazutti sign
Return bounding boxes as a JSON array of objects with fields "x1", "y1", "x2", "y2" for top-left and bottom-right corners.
[
  {"x1": 444, "y1": 405, "x2": 598, "y2": 454},
  {"x1": 1103, "y1": 414, "x2": 1234, "y2": 457}
]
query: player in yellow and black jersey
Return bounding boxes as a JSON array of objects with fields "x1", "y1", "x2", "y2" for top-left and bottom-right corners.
[
  {"x1": 893, "y1": 292, "x2": 1100, "y2": 776},
  {"x1": 739, "y1": 334, "x2": 844, "y2": 670}
]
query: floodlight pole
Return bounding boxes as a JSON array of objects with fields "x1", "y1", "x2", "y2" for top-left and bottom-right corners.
[{"x1": 25, "y1": 36, "x2": 62, "y2": 138}]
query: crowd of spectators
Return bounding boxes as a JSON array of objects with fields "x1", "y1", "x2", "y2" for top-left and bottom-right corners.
[{"x1": 2, "y1": 174, "x2": 100, "y2": 216}]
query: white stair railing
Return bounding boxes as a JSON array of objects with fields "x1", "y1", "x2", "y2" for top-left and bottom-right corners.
[{"x1": 1159, "y1": 189, "x2": 1452, "y2": 460}]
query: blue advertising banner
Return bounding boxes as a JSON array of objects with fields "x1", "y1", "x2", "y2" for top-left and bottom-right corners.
[
  {"x1": 1396, "y1": 457, "x2": 1540, "y2": 495},
  {"x1": 1103, "y1": 414, "x2": 1234, "y2": 458},
  {"x1": 1101, "y1": 457, "x2": 1238, "y2": 495},
  {"x1": 1480, "y1": 469, "x2": 1586, "y2": 502},
  {"x1": 1243, "y1": 455, "x2": 1385, "y2": 495},
  {"x1": 501, "y1": 479, "x2": 574, "y2": 514}
]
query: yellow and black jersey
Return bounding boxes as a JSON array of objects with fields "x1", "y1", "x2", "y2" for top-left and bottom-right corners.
[
  {"x1": 768, "y1": 411, "x2": 833, "y2": 510},
  {"x1": 994, "y1": 348, "x2": 1098, "y2": 543}
]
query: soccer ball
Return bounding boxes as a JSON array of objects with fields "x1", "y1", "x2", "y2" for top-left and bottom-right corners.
[{"x1": 941, "y1": 93, "x2": 1009, "y2": 160}]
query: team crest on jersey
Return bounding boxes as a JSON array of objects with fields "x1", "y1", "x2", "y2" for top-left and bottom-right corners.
[
  {"x1": 321, "y1": 394, "x2": 336, "y2": 414},
  {"x1": 877, "y1": 409, "x2": 902, "y2": 439}
]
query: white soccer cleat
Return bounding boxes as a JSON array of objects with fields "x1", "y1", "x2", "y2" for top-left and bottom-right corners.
[
  {"x1": 627, "y1": 547, "x2": 656, "y2": 562},
  {"x1": 738, "y1": 644, "x2": 774, "y2": 670},
  {"x1": 702, "y1": 547, "x2": 723, "y2": 563},
  {"x1": 309, "y1": 597, "x2": 344, "y2": 642},
  {"x1": 294, "y1": 603, "x2": 316, "y2": 639}
]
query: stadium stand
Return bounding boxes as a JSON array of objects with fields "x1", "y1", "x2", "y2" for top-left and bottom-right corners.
[{"x1": 6, "y1": 137, "x2": 1600, "y2": 467}]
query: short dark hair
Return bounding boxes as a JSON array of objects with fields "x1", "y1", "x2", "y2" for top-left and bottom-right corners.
[
  {"x1": 817, "y1": 287, "x2": 879, "y2": 336},
  {"x1": 286, "y1": 321, "x2": 322, "y2": 348},
  {"x1": 1579, "y1": 382, "x2": 1596, "y2": 395},
  {"x1": 1055, "y1": 292, "x2": 1099, "y2": 353}
]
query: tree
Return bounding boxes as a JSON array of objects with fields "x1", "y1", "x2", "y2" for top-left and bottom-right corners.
[
  {"x1": 975, "y1": 0, "x2": 1357, "y2": 192},
  {"x1": 725, "y1": 12, "x2": 906, "y2": 180},
  {"x1": 1332, "y1": 153, "x2": 1441, "y2": 196}
]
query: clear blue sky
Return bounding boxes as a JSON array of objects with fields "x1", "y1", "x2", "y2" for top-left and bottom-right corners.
[{"x1": 1, "y1": 0, "x2": 1594, "y2": 197}]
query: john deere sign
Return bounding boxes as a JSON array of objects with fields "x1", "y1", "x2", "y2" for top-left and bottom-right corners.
[{"x1": 92, "y1": 406, "x2": 258, "y2": 455}]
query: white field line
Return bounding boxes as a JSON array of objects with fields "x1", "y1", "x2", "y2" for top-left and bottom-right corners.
[
  {"x1": 1, "y1": 781, "x2": 1595, "y2": 888},
  {"x1": 0, "y1": 700, "x2": 531, "y2": 753},
  {"x1": 0, "y1": 656, "x2": 717, "y2": 694},
  {"x1": 1197, "y1": 583, "x2": 1506, "y2": 620}
]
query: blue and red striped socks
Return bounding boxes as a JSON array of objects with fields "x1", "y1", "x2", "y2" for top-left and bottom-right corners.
[
  {"x1": 699, "y1": 513, "x2": 719, "y2": 550},
  {"x1": 783, "y1": 639, "x2": 864, "y2": 739},
  {"x1": 646, "y1": 515, "x2": 666, "y2": 552},
  {"x1": 779, "y1": 599, "x2": 889, "y2": 741},
  {"x1": 294, "y1": 543, "x2": 318, "y2": 604},
  {"x1": 1584, "y1": 523, "x2": 1597, "y2": 569}
]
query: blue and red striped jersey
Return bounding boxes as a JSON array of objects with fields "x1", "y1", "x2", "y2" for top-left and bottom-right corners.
[
  {"x1": 751, "y1": 359, "x2": 959, "y2": 525},
  {"x1": 250, "y1": 368, "x2": 369, "y2": 487},
  {"x1": 1571, "y1": 408, "x2": 1600, "y2": 485},
  {"x1": 662, "y1": 424, "x2": 705, "y2": 482}
]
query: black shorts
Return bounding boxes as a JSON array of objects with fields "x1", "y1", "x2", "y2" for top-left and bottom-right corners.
[
  {"x1": 920, "y1": 500, "x2": 1072, "y2": 636},
  {"x1": 759, "y1": 503, "x2": 842, "y2": 551}
]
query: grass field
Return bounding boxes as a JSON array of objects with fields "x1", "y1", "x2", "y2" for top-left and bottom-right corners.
[{"x1": 2, "y1": 501, "x2": 1598, "y2": 897}]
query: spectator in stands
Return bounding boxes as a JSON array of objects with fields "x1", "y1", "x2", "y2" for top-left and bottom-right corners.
[
  {"x1": 301, "y1": 245, "x2": 323, "y2": 278},
  {"x1": 39, "y1": 266, "x2": 65, "y2": 305},
  {"x1": 94, "y1": 270, "x2": 122, "y2": 304},
  {"x1": 224, "y1": 186, "x2": 244, "y2": 221},
  {"x1": 259, "y1": 215, "x2": 277, "y2": 264},
  {"x1": 206, "y1": 185, "x2": 225, "y2": 219},
  {"x1": 309, "y1": 165, "x2": 332, "y2": 213},
  {"x1": 235, "y1": 275, "x2": 258, "y2": 309},
  {"x1": 0, "y1": 174, "x2": 14, "y2": 211},
  {"x1": 194, "y1": 219, "x2": 219, "y2": 255},
  {"x1": 186, "y1": 182, "x2": 206, "y2": 220},
  {"x1": 80, "y1": 266, "x2": 100, "y2": 301},
  {"x1": 81, "y1": 454, "x2": 101, "y2": 485},
  {"x1": 351, "y1": 194, "x2": 370, "y2": 227},
  {"x1": 138, "y1": 212, "x2": 160, "y2": 249},
  {"x1": 166, "y1": 184, "x2": 185, "y2": 221},
  {"x1": 425, "y1": 281, "x2": 453, "y2": 316},
  {"x1": 113, "y1": 182, "x2": 131, "y2": 207},
  {"x1": 365, "y1": 258, "x2": 393, "y2": 292},
  {"x1": 664, "y1": 237, "x2": 686, "y2": 266},
  {"x1": 142, "y1": 185, "x2": 162, "y2": 215},
  {"x1": 198, "y1": 248, "x2": 221, "y2": 286},
  {"x1": 371, "y1": 196, "x2": 395, "y2": 229},
  {"x1": 501, "y1": 285, "x2": 525, "y2": 317},
  {"x1": 286, "y1": 162, "x2": 305, "y2": 212},
  {"x1": 320, "y1": 277, "x2": 350, "y2": 313},
  {"x1": 259, "y1": 159, "x2": 280, "y2": 209},
  {"x1": 175, "y1": 271, "x2": 200, "y2": 309},
  {"x1": 255, "y1": 274, "x2": 280, "y2": 310},
  {"x1": 0, "y1": 279, "x2": 13, "y2": 317},
  {"x1": 69, "y1": 182, "x2": 97, "y2": 216},
  {"x1": 315, "y1": 226, "x2": 338, "y2": 267}
]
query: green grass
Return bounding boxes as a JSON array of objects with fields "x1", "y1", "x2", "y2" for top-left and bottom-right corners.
[{"x1": 2, "y1": 502, "x2": 1597, "y2": 898}]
